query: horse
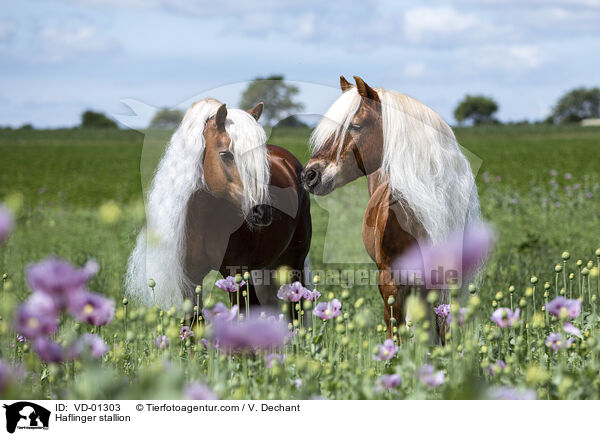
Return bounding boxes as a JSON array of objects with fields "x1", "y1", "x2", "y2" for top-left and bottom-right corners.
[
  {"x1": 301, "y1": 76, "x2": 480, "y2": 341},
  {"x1": 126, "y1": 98, "x2": 312, "y2": 314}
]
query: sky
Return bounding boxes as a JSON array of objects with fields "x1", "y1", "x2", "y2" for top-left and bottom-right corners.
[{"x1": 1, "y1": 0, "x2": 599, "y2": 127}]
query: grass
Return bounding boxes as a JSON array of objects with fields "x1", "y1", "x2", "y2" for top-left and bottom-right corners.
[{"x1": 0, "y1": 125, "x2": 599, "y2": 399}]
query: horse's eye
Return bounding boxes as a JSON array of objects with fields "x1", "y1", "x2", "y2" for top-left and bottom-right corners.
[
  {"x1": 219, "y1": 151, "x2": 234, "y2": 162},
  {"x1": 349, "y1": 124, "x2": 362, "y2": 131}
]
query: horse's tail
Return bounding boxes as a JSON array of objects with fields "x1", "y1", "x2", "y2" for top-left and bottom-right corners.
[{"x1": 125, "y1": 228, "x2": 153, "y2": 306}]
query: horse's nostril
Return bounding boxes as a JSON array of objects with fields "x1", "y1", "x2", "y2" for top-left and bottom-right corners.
[{"x1": 303, "y1": 168, "x2": 321, "y2": 188}]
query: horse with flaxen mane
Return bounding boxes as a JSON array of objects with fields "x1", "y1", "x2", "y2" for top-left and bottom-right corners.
[
  {"x1": 302, "y1": 76, "x2": 480, "y2": 341},
  {"x1": 127, "y1": 98, "x2": 311, "y2": 311}
]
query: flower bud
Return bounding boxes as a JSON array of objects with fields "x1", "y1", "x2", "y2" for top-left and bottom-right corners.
[
  {"x1": 148, "y1": 278, "x2": 156, "y2": 288},
  {"x1": 530, "y1": 276, "x2": 538, "y2": 284},
  {"x1": 595, "y1": 248, "x2": 600, "y2": 257},
  {"x1": 555, "y1": 264, "x2": 562, "y2": 272},
  {"x1": 387, "y1": 296, "x2": 395, "y2": 306},
  {"x1": 468, "y1": 283, "x2": 477, "y2": 294},
  {"x1": 313, "y1": 274, "x2": 320, "y2": 285},
  {"x1": 243, "y1": 271, "x2": 251, "y2": 281},
  {"x1": 122, "y1": 297, "x2": 128, "y2": 306},
  {"x1": 195, "y1": 285, "x2": 202, "y2": 295},
  {"x1": 562, "y1": 251, "x2": 570, "y2": 260},
  {"x1": 234, "y1": 274, "x2": 243, "y2": 284}
]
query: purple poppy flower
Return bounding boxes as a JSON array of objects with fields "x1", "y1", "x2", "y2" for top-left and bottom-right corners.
[
  {"x1": 586, "y1": 192, "x2": 593, "y2": 199},
  {"x1": 16, "y1": 335, "x2": 27, "y2": 343},
  {"x1": 69, "y1": 291, "x2": 115, "y2": 326},
  {"x1": 215, "y1": 276, "x2": 244, "y2": 293},
  {"x1": 563, "y1": 322, "x2": 581, "y2": 336},
  {"x1": 212, "y1": 311, "x2": 288, "y2": 352},
  {"x1": 0, "y1": 360, "x2": 24, "y2": 394},
  {"x1": 202, "y1": 303, "x2": 238, "y2": 322},
  {"x1": 277, "y1": 282, "x2": 307, "y2": 302},
  {"x1": 26, "y1": 258, "x2": 98, "y2": 309},
  {"x1": 180, "y1": 326, "x2": 195, "y2": 340},
  {"x1": 565, "y1": 173, "x2": 572, "y2": 180},
  {"x1": 394, "y1": 223, "x2": 495, "y2": 288},
  {"x1": 312, "y1": 299, "x2": 342, "y2": 320},
  {"x1": 488, "y1": 387, "x2": 536, "y2": 400},
  {"x1": 447, "y1": 307, "x2": 468, "y2": 326},
  {"x1": 418, "y1": 365, "x2": 445, "y2": 387},
  {"x1": 266, "y1": 353, "x2": 286, "y2": 368},
  {"x1": 545, "y1": 332, "x2": 575, "y2": 351},
  {"x1": 372, "y1": 339, "x2": 398, "y2": 361},
  {"x1": 200, "y1": 338, "x2": 219, "y2": 350},
  {"x1": 34, "y1": 338, "x2": 64, "y2": 363},
  {"x1": 0, "y1": 205, "x2": 14, "y2": 245},
  {"x1": 549, "y1": 169, "x2": 557, "y2": 177},
  {"x1": 15, "y1": 293, "x2": 58, "y2": 339},
  {"x1": 573, "y1": 184, "x2": 581, "y2": 190},
  {"x1": 184, "y1": 382, "x2": 218, "y2": 400},
  {"x1": 303, "y1": 288, "x2": 321, "y2": 302},
  {"x1": 434, "y1": 304, "x2": 451, "y2": 319},
  {"x1": 70, "y1": 333, "x2": 109, "y2": 359},
  {"x1": 154, "y1": 335, "x2": 170, "y2": 350},
  {"x1": 490, "y1": 308, "x2": 520, "y2": 328},
  {"x1": 376, "y1": 374, "x2": 402, "y2": 391},
  {"x1": 488, "y1": 360, "x2": 506, "y2": 376},
  {"x1": 294, "y1": 378, "x2": 302, "y2": 389},
  {"x1": 545, "y1": 297, "x2": 581, "y2": 319}
]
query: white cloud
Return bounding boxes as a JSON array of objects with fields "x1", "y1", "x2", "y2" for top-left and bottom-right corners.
[
  {"x1": 36, "y1": 24, "x2": 117, "y2": 62},
  {"x1": 403, "y1": 6, "x2": 480, "y2": 44},
  {"x1": 402, "y1": 62, "x2": 427, "y2": 78}
]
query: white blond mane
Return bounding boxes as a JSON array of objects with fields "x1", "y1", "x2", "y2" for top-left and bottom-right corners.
[
  {"x1": 311, "y1": 87, "x2": 480, "y2": 242},
  {"x1": 126, "y1": 98, "x2": 270, "y2": 308}
]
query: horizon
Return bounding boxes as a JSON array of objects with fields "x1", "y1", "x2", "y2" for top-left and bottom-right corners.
[{"x1": 1, "y1": 0, "x2": 599, "y2": 128}]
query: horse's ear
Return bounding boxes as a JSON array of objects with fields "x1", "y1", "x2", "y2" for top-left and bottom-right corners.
[
  {"x1": 215, "y1": 104, "x2": 227, "y2": 131},
  {"x1": 247, "y1": 102, "x2": 264, "y2": 121},
  {"x1": 340, "y1": 76, "x2": 353, "y2": 92},
  {"x1": 354, "y1": 76, "x2": 379, "y2": 102}
]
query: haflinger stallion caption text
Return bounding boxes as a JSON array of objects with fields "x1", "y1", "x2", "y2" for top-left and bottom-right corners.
[{"x1": 1, "y1": 400, "x2": 595, "y2": 435}]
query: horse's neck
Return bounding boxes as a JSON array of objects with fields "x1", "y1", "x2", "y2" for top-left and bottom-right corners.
[{"x1": 367, "y1": 168, "x2": 387, "y2": 197}]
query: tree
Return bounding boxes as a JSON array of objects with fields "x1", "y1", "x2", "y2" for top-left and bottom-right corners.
[
  {"x1": 239, "y1": 75, "x2": 304, "y2": 126},
  {"x1": 549, "y1": 87, "x2": 600, "y2": 124},
  {"x1": 454, "y1": 95, "x2": 499, "y2": 125},
  {"x1": 81, "y1": 110, "x2": 118, "y2": 129},
  {"x1": 149, "y1": 108, "x2": 184, "y2": 129}
]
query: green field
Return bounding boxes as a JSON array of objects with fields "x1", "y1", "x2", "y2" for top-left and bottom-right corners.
[{"x1": 1, "y1": 125, "x2": 599, "y2": 399}]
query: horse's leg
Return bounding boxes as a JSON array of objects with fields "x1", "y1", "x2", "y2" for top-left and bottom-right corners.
[{"x1": 378, "y1": 265, "x2": 405, "y2": 339}]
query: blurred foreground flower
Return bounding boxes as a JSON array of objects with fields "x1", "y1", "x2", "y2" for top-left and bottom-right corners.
[
  {"x1": 27, "y1": 258, "x2": 99, "y2": 309},
  {"x1": 394, "y1": 222, "x2": 495, "y2": 287},
  {"x1": 34, "y1": 338, "x2": 64, "y2": 363},
  {"x1": 212, "y1": 311, "x2": 288, "y2": 352},
  {"x1": 154, "y1": 335, "x2": 170, "y2": 350},
  {"x1": 545, "y1": 297, "x2": 581, "y2": 320},
  {"x1": 266, "y1": 353, "x2": 286, "y2": 368},
  {"x1": 376, "y1": 374, "x2": 402, "y2": 392},
  {"x1": 184, "y1": 383, "x2": 218, "y2": 400},
  {"x1": 418, "y1": 365, "x2": 445, "y2": 387},
  {"x1": 488, "y1": 387, "x2": 536, "y2": 400},
  {"x1": 0, "y1": 360, "x2": 24, "y2": 395},
  {"x1": 490, "y1": 308, "x2": 520, "y2": 328},
  {"x1": 313, "y1": 299, "x2": 342, "y2": 320},
  {"x1": 70, "y1": 334, "x2": 109, "y2": 359},
  {"x1": 545, "y1": 332, "x2": 575, "y2": 351},
  {"x1": 0, "y1": 204, "x2": 14, "y2": 244},
  {"x1": 202, "y1": 303, "x2": 238, "y2": 322},
  {"x1": 372, "y1": 339, "x2": 398, "y2": 361},
  {"x1": 69, "y1": 291, "x2": 115, "y2": 326},
  {"x1": 15, "y1": 293, "x2": 58, "y2": 339}
]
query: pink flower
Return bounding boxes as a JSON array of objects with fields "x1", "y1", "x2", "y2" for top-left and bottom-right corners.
[
  {"x1": 372, "y1": 339, "x2": 398, "y2": 361},
  {"x1": 312, "y1": 299, "x2": 342, "y2": 320},
  {"x1": 490, "y1": 308, "x2": 520, "y2": 328}
]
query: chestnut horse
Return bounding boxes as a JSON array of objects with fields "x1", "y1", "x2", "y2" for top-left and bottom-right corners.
[
  {"x1": 127, "y1": 98, "x2": 311, "y2": 311},
  {"x1": 302, "y1": 76, "x2": 480, "y2": 341}
]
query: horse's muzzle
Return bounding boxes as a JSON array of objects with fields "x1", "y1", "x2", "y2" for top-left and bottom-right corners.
[{"x1": 247, "y1": 204, "x2": 273, "y2": 227}]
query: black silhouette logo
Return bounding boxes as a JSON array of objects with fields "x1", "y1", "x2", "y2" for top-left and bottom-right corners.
[{"x1": 3, "y1": 402, "x2": 50, "y2": 433}]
